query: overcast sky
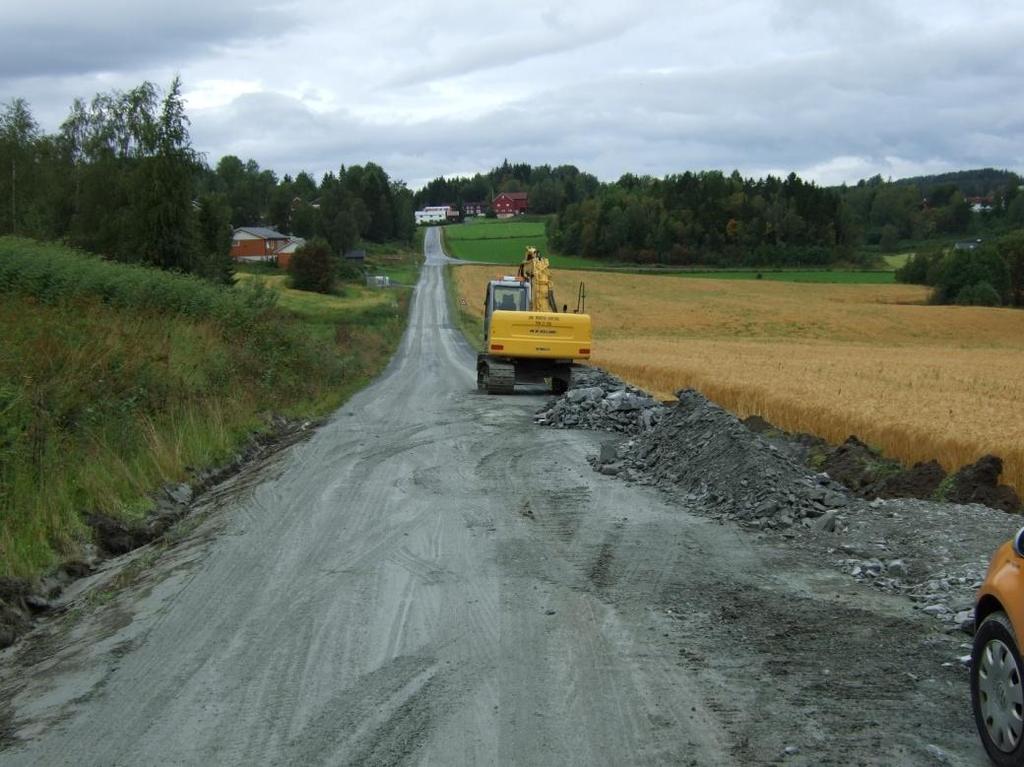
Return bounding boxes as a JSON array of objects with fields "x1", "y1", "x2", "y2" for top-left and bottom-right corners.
[{"x1": 2, "y1": 1, "x2": 1022, "y2": 189}]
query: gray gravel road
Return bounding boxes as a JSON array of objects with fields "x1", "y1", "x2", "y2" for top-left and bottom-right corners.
[{"x1": 0, "y1": 229, "x2": 990, "y2": 766}]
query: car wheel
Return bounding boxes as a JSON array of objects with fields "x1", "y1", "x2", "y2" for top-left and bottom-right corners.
[{"x1": 972, "y1": 611, "x2": 1024, "y2": 765}]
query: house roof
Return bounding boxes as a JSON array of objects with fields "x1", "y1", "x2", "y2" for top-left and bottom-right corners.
[
  {"x1": 235, "y1": 226, "x2": 288, "y2": 240},
  {"x1": 277, "y1": 236, "x2": 307, "y2": 253},
  {"x1": 494, "y1": 192, "x2": 528, "y2": 201},
  {"x1": 954, "y1": 239, "x2": 983, "y2": 250}
]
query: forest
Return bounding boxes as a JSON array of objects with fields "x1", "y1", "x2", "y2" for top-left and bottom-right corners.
[{"x1": 0, "y1": 81, "x2": 414, "y2": 284}]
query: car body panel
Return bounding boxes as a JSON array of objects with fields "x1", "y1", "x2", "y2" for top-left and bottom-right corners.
[{"x1": 977, "y1": 541, "x2": 1024, "y2": 632}]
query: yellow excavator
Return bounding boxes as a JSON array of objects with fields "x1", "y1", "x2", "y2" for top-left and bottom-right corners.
[{"x1": 476, "y1": 246, "x2": 592, "y2": 394}]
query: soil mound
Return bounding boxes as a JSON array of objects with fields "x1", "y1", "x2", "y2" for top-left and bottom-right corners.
[
  {"x1": 876, "y1": 460, "x2": 947, "y2": 499},
  {"x1": 740, "y1": 415, "x2": 776, "y2": 434},
  {"x1": 946, "y1": 455, "x2": 1022, "y2": 513},
  {"x1": 820, "y1": 437, "x2": 900, "y2": 494}
]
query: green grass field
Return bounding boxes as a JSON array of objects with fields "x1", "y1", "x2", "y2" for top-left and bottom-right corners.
[
  {"x1": 445, "y1": 220, "x2": 547, "y2": 241},
  {"x1": 442, "y1": 222, "x2": 603, "y2": 269}
]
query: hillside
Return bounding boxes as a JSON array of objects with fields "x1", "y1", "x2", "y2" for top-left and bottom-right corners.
[{"x1": 0, "y1": 237, "x2": 411, "y2": 579}]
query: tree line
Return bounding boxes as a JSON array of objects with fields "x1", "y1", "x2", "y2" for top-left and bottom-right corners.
[
  {"x1": 0, "y1": 82, "x2": 414, "y2": 284},
  {"x1": 418, "y1": 163, "x2": 1023, "y2": 268},
  {"x1": 6, "y1": 81, "x2": 1022, "y2": 275},
  {"x1": 414, "y1": 159, "x2": 602, "y2": 215},
  {"x1": 205, "y1": 157, "x2": 414, "y2": 255}
]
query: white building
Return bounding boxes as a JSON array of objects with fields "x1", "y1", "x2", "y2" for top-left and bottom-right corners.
[{"x1": 415, "y1": 206, "x2": 452, "y2": 224}]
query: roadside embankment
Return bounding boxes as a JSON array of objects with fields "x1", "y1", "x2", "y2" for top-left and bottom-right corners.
[{"x1": 0, "y1": 237, "x2": 411, "y2": 644}]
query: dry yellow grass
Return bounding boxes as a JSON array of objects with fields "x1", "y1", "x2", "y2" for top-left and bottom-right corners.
[{"x1": 453, "y1": 265, "x2": 1024, "y2": 497}]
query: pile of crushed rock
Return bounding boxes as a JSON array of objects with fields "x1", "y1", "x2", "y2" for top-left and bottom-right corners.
[
  {"x1": 605, "y1": 389, "x2": 853, "y2": 532},
  {"x1": 533, "y1": 367, "x2": 666, "y2": 434},
  {"x1": 536, "y1": 368, "x2": 1022, "y2": 640}
]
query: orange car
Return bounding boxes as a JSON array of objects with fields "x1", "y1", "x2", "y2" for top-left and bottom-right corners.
[{"x1": 973, "y1": 528, "x2": 1024, "y2": 765}]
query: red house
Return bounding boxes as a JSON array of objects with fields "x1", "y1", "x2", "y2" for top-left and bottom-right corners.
[
  {"x1": 493, "y1": 192, "x2": 528, "y2": 218},
  {"x1": 230, "y1": 227, "x2": 289, "y2": 262}
]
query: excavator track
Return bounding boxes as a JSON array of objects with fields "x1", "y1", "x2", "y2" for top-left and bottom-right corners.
[{"x1": 482, "y1": 360, "x2": 516, "y2": 394}]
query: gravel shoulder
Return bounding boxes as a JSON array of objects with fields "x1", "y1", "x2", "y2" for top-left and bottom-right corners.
[{"x1": 0, "y1": 230, "x2": 1005, "y2": 766}]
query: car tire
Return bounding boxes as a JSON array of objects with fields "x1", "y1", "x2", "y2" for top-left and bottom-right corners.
[{"x1": 972, "y1": 611, "x2": 1024, "y2": 766}]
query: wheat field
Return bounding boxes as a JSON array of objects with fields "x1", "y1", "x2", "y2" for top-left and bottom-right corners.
[{"x1": 452, "y1": 265, "x2": 1024, "y2": 496}]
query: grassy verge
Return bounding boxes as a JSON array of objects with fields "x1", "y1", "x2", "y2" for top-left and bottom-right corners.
[{"x1": 0, "y1": 236, "x2": 411, "y2": 578}]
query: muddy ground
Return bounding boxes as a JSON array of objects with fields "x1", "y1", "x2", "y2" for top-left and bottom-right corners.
[{"x1": 0, "y1": 228, "x2": 1009, "y2": 766}]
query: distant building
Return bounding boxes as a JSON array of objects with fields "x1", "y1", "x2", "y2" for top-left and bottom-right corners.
[
  {"x1": 463, "y1": 201, "x2": 487, "y2": 216},
  {"x1": 274, "y1": 237, "x2": 306, "y2": 270},
  {"x1": 967, "y1": 195, "x2": 994, "y2": 214},
  {"x1": 231, "y1": 227, "x2": 290, "y2": 261},
  {"x1": 415, "y1": 206, "x2": 452, "y2": 224},
  {"x1": 344, "y1": 249, "x2": 366, "y2": 262},
  {"x1": 493, "y1": 192, "x2": 528, "y2": 218}
]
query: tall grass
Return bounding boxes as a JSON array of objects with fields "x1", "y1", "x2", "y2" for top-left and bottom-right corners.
[
  {"x1": 0, "y1": 236, "x2": 276, "y2": 324},
  {"x1": 0, "y1": 238, "x2": 410, "y2": 578}
]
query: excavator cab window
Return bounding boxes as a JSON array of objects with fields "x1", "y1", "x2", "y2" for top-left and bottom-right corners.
[{"x1": 492, "y1": 285, "x2": 527, "y2": 312}]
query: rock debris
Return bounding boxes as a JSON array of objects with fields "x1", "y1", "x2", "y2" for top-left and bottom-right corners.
[{"x1": 537, "y1": 367, "x2": 1023, "y2": 644}]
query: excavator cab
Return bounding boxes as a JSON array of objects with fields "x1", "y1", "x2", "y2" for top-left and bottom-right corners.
[{"x1": 483, "y1": 279, "x2": 530, "y2": 341}]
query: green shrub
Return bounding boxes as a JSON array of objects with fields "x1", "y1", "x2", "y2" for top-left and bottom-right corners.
[
  {"x1": 288, "y1": 238, "x2": 336, "y2": 294},
  {"x1": 336, "y1": 258, "x2": 364, "y2": 282},
  {"x1": 931, "y1": 246, "x2": 1010, "y2": 305},
  {"x1": 955, "y1": 281, "x2": 1002, "y2": 306},
  {"x1": 895, "y1": 249, "x2": 943, "y2": 285}
]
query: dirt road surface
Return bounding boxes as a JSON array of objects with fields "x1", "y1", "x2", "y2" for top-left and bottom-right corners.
[{"x1": 0, "y1": 229, "x2": 990, "y2": 766}]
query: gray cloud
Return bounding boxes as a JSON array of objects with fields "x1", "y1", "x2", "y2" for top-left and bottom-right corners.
[
  {"x1": 383, "y1": 11, "x2": 639, "y2": 87},
  {"x1": 0, "y1": 1, "x2": 295, "y2": 78},
  {"x1": 4, "y1": 1, "x2": 1024, "y2": 188}
]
